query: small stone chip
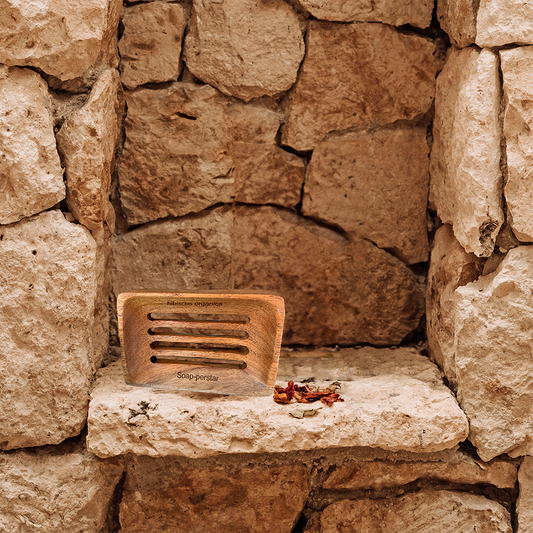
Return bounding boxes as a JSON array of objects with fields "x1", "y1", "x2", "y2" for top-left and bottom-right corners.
[{"x1": 289, "y1": 407, "x2": 323, "y2": 419}]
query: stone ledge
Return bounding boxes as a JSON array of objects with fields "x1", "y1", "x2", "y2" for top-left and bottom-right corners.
[{"x1": 86, "y1": 347, "x2": 468, "y2": 458}]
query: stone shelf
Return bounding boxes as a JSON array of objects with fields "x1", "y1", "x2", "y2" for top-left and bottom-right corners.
[{"x1": 86, "y1": 347, "x2": 468, "y2": 459}]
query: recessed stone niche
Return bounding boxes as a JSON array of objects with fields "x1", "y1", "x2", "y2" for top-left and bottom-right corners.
[{"x1": 1, "y1": 0, "x2": 531, "y2": 531}]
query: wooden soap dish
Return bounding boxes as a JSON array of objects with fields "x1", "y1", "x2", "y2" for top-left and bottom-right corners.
[{"x1": 117, "y1": 290, "x2": 285, "y2": 396}]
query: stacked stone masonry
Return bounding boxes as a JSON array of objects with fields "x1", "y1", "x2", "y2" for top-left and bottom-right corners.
[{"x1": 1, "y1": 0, "x2": 533, "y2": 531}]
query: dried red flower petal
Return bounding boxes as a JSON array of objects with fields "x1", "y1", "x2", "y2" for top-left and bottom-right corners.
[{"x1": 273, "y1": 381, "x2": 344, "y2": 405}]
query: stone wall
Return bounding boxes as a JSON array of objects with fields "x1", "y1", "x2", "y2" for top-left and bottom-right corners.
[{"x1": 1, "y1": 0, "x2": 533, "y2": 531}]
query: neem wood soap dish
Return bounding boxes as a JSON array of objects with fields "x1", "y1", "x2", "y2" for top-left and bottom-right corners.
[{"x1": 117, "y1": 290, "x2": 285, "y2": 396}]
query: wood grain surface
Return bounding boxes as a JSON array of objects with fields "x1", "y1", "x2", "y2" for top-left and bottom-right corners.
[{"x1": 117, "y1": 290, "x2": 285, "y2": 396}]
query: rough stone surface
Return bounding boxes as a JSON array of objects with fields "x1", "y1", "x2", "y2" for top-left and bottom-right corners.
[
  {"x1": 118, "y1": 83, "x2": 283, "y2": 225},
  {"x1": 111, "y1": 205, "x2": 424, "y2": 346},
  {"x1": 183, "y1": 0, "x2": 304, "y2": 102},
  {"x1": 112, "y1": 207, "x2": 233, "y2": 296},
  {"x1": 295, "y1": 0, "x2": 433, "y2": 28},
  {"x1": 477, "y1": 0, "x2": 533, "y2": 48},
  {"x1": 437, "y1": 0, "x2": 476, "y2": 47},
  {"x1": 312, "y1": 491, "x2": 511, "y2": 533},
  {"x1": 426, "y1": 225, "x2": 484, "y2": 390},
  {"x1": 92, "y1": 227, "x2": 112, "y2": 369},
  {"x1": 232, "y1": 207, "x2": 424, "y2": 346},
  {"x1": 517, "y1": 456, "x2": 533, "y2": 533},
  {"x1": 119, "y1": 2, "x2": 186, "y2": 90},
  {"x1": 454, "y1": 246, "x2": 533, "y2": 461},
  {"x1": 0, "y1": 210, "x2": 97, "y2": 449},
  {"x1": 323, "y1": 450, "x2": 517, "y2": 490},
  {"x1": 0, "y1": 0, "x2": 121, "y2": 81},
  {"x1": 0, "y1": 67, "x2": 64, "y2": 225},
  {"x1": 119, "y1": 457, "x2": 308, "y2": 533},
  {"x1": 56, "y1": 69, "x2": 124, "y2": 232},
  {"x1": 0, "y1": 444, "x2": 123, "y2": 533},
  {"x1": 232, "y1": 143, "x2": 304, "y2": 207},
  {"x1": 302, "y1": 125, "x2": 429, "y2": 265},
  {"x1": 430, "y1": 48, "x2": 503, "y2": 257},
  {"x1": 281, "y1": 22, "x2": 437, "y2": 151},
  {"x1": 86, "y1": 348, "x2": 468, "y2": 458},
  {"x1": 501, "y1": 47, "x2": 533, "y2": 242}
]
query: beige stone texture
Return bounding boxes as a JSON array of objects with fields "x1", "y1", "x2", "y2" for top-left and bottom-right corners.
[
  {"x1": 119, "y1": 457, "x2": 308, "y2": 533},
  {"x1": 281, "y1": 22, "x2": 437, "y2": 151},
  {"x1": 430, "y1": 48, "x2": 503, "y2": 257},
  {"x1": 302, "y1": 125, "x2": 429, "y2": 265},
  {"x1": 426, "y1": 225, "x2": 484, "y2": 390},
  {"x1": 314, "y1": 491, "x2": 511, "y2": 533},
  {"x1": 111, "y1": 206, "x2": 424, "y2": 345},
  {"x1": 453, "y1": 246, "x2": 533, "y2": 461},
  {"x1": 501, "y1": 47, "x2": 533, "y2": 242},
  {"x1": 92, "y1": 227, "x2": 113, "y2": 369},
  {"x1": 323, "y1": 450, "x2": 517, "y2": 490},
  {"x1": 0, "y1": 67, "x2": 64, "y2": 225},
  {"x1": 119, "y1": 2, "x2": 186, "y2": 90},
  {"x1": 183, "y1": 0, "x2": 304, "y2": 102},
  {"x1": 0, "y1": 210, "x2": 97, "y2": 449},
  {"x1": 294, "y1": 0, "x2": 433, "y2": 28},
  {"x1": 232, "y1": 143, "x2": 304, "y2": 207},
  {"x1": 112, "y1": 207, "x2": 233, "y2": 296},
  {"x1": 437, "y1": 0, "x2": 476, "y2": 47},
  {"x1": 232, "y1": 206, "x2": 424, "y2": 346},
  {"x1": 86, "y1": 348, "x2": 468, "y2": 458},
  {"x1": 477, "y1": 0, "x2": 533, "y2": 48},
  {"x1": 518, "y1": 456, "x2": 533, "y2": 533},
  {"x1": 118, "y1": 83, "x2": 283, "y2": 225},
  {"x1": 56, "y1": 69, "x2": 124, "y2": 232},
  {"x1": 0, "y1": 444, "x2": 123, "y2": 533},
  {"x1": 0, "y1": 0, "x2": 121, "y2": 81}
]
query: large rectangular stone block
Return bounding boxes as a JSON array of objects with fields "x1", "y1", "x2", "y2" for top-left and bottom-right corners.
[
  {"x1": 0, "y1": 67, "x2": 64, "y2": 225},
  {"x1": 0, "y1": 445, "x2": 123, "y2": 533},
  {"x1": 0, "y1": 210, "x2": 98, "y2": 449},
  {"x1": 119, "y1": 457, "x2": 308, "y2": 533},
  {"x1": 430, "y1": 48, "x2": 503, "y2": 257},
  {"x1": 87, "y1": 348, "x2": 468, "y2": 458},
  {"x1": 0, "y1": 0, "x2": 122, "y2": 81},
  {"x1": 281, "y1": 21, "x2": 437, "y2": 151},
  {"x1": 500, "y1": 46, "x2": 533, "y2": 242}
]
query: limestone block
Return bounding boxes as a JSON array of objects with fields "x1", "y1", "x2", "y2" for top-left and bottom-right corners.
[
  {"x1": 426, "y1": 225, "x2": 484, "y2": 390},
  {"x1": 430, "y1": 48, "x2": 503, "y2": 257},
  {"x1": 454, "y1": 246, "x2": 533, "y2": 461},
  {"x1": 0, "y1": 0, "x2": 121, "y2": 81},
  {"x1": 281, "y1": 22, "x2": 437, "y2": 151},
  {"x1": 119, "y1": 457, "x2": 308, "y2": 533},
  {"x1": 302, "y1": 125, "x2": 429, "y2": 265},
  {"x1": 294, "y1": 0, "x2": 433, "y2": 28},
  {"x1": 0, "y1": 67, "x2": 64, "y2": 225},
  {"x1": 0, "y1": 211, "x2": 97, "y2": 449},
  {"x1": 315, "y1": 491, "x2": 511, "y2": 533},
  {"x1": 92, "y1": 227, "x2": 113, "y2": 369},
  {"x1": 118, "y1": 83, "x2": 283, "y2": 225},
  {"x1": 86, "y1": 348, "x2": 468, "y2": 458},
  {"x1": 111, "y1": 206, "x2": 423, "y2": 345},
  {"x1": 112, "y1": 207, "x2": 233, "y2": 296},
  {"x1": 518, "y1": 457, "x2": 533, "y2": 533},
  {"x1": 323, "y1": 451, "x2": 517, "y2": 490},
  {"x1": 477, "y1": 0, "x2": 533, "y2": 48},
  {"x1": 232, "y1": 143, "x2": 304, "y2": 207},
  {"x1": 0, "y1": 445, "x2": 123, "y2": 533},
  {"x1": 500, "y1": 47, "x2": 533, "y2": 242},
  {"x1": 183, "y1": 0, "x2": 304, "y2": 102},
  {"x1": 233, "y1": 206, "x2": 424, "y2": 346},
  {"x1": 56, "y1": 69, "x2": 124, "y2": 232},
  {"x1": 119, "y1": 2, "x2": 186, "y2": 90},
  {"x1": 437, "y1": 0, "x2": 476, "y2": 47}
]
